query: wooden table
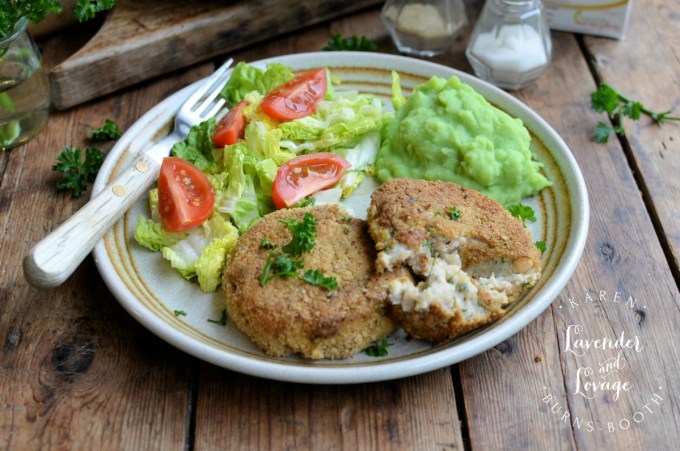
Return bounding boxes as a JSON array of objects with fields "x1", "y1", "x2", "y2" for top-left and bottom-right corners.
[{"x1": 3, "y1": 0, "x2": 679, "y2": 449}]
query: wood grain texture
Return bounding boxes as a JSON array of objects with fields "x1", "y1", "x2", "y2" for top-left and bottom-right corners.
[
  {"x1": 193, "y1": 365, "x2": 464, "y2": 451},
  {"x1": 48, "y1": 0, "x2": 382, "y2": 109},
  {"x1": 458, "y1": 12, "x2": 680, "y2": 450},
  {"x1": 0, "y1": 64, "x2": 215, "y2": 450},
  {"x1": 582, "y1": 0, "x2": 680, "y2": 274}
]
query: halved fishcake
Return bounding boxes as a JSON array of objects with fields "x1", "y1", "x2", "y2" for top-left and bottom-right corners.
[{"x1": 367, "y1": 178, "x2": 542, "y2": 342}]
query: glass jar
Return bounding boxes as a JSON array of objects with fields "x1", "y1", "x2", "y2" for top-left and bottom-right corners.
[
  {"x1": 465, "y1": 0, "x2": 552, "y2": 90},
  {"x1": 382, "y1": 0, "x2": 468, "y2": 57},
  {"x1": 0, "y1": 17, "x2": 51, "y2": 151}
]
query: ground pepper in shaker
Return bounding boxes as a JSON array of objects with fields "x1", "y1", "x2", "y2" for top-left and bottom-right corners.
[
  {"x1": 382, "y1": 0, "x2": 467, "y2": 57},
  {"x1": 465, "y1": 0, "x2": 552, "y2": 90}
]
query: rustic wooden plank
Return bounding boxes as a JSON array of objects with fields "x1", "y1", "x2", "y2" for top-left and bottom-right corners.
[
  {"x1": 0, "y1": 63, "x2": 216, "y2": 450},
  {"x1": 48, "y1": 0, "x2": 382, "y2": 110},
  {"x1": 194, "y1": 366, "x2": 463, "y2": 450},
  {"x1": 458, "y1": 22, "x2": 680, "y2": 451},
  {"x1": 582, "y1": 0, "x2": 680, "y2": 274}
]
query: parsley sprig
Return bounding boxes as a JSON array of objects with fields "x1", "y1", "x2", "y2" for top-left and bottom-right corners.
[
  {"x1": 0, "y1": 0, "x2": 117, "y2": 38},
  {"x1": 280, "y1": 213, "x2": 317, "y2": 256},
  {"x1": 591, "y1": 83, "x2": 680, "y2": 143},
  {"x1": 322, "y1": 34, "x2": 377, "y2": 52},
  {"x1": 303, "y1": 269, "x2": 338, "y2": 291},
  {"x1": 508, "y1": 203, "x2": 536, "y2": 225},
  {"x1": 260, "y1": 253, "x2": 304, "y2": 286},
  {"x1": 259, "y1": 213, "x2": 338, "y2": 290},
  {"x1": 52, "y1": 146, "x2": 105, "y2": 198},
  {"x1": 89, "y1": 119, "x2": 122, "y2": 141},
  {"x1": 364, "y1": 339, "x2": 392, "y2": 357}
]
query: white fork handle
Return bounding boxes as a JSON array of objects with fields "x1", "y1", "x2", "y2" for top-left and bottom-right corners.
[{"x1": 23, "y1": 140, "x2": 171, "y2": 289}]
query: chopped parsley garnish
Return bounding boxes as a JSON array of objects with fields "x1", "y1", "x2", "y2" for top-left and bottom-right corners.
[
  {"x1": 322, "y1": 34, "x2": 377, "y2": 52},
  {"x1": 207, "y1": 309, "x2": 227, "y2": 326},
  {"x1": 53, "y1": 146, "x2": 105, "y2": 198},
  {"x1": 447, "y1": 206, "x2": 461, "y2": 221},
  {"x1": 508, "y1": 203, "x2": 536, "y2": 225},
  {"x1": 303, "y1": 269, "x2": 338, "y2": 291},
  {"x1": 259, "y1": 238, "x2": 277, "y2": 250},
  {"x1": 342, "y1": 216, "x2": 352, "y2": 223},
  {"x1": 535, "y1": 241, "x2": 547, "y2": 253},
  {"x1": 89, "y1": 119, "x2": 123, "y2": 141},
  {"x1": 364, "y1": 339, "x2": 392, "y2": 357},
  {"x1": 260, "y1": 253, "x2": 304, "y2": 286},
  {"x1": 73, "y1": 0, "x2": 117, "y2": 22},
  {"x1": 590, "y1": 83, "x2": 679, "y2": 143},
  {"x1": 280, "y1": 213, "x2": 317, "y2": 257},
  {"x1": 343, "y1": 225, "x2": 350, "y2": 235},
  {"x1": 173, "y1": 310, "x2": 187, "y2": 317}
]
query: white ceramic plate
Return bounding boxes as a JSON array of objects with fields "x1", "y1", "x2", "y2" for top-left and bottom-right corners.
[{"x1": 92, "y1": 52, "x2": 588, "y2": 384}]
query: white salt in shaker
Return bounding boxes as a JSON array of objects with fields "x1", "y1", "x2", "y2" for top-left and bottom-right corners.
[
  {"x1": 465, "y1": 0, "x2": 552, "y2": 90},
  {"x1": 382, "y1": 0, "x2": 468, "y2": 57}
]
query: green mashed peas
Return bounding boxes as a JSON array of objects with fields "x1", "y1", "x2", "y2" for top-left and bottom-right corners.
[{"x1": 376, "y1": 75, "x2": 551, "y2": 205}]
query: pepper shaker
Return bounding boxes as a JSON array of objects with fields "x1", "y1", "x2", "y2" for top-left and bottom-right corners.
[
  {"x1": 465, "y1": 0, "x2": 552, "y2": 90},
  {"x1": 382, "y1": 0, "x2": 468, "y2": 57}
]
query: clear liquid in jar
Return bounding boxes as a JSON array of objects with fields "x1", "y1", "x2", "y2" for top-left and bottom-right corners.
[{"x1": 0, "y1": 62, "x2": 50, "y2": 151}]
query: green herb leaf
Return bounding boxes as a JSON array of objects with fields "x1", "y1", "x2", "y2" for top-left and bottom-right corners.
[
  {"x1": 594, "y1": 122, "x2": 612, "y2": 143},
  {"x1": 52, "y1": 146, "x2": 105, "y2": 198},
  {"x1": 259, "y1": 238, "x2": 277, "y2": 250},
  {"x1": 303, "y1": 269, "x2": 338, "y2": 291},
  {"x1": 260, "y1": 253, "x2": 304, "y2": 286},
  {"x1": 535, "y1": 241, "x2": 546, "y2": 253},
  {"x1": 292, "y1": 196, "x2": 316, "y2": 208},
  {"x1": 207, "y1": 309, "x2": 227, "y2": 326},
  {"x1": 89, "y1": 119, "x2": 122, "y2": 141},
  {"x1": 508, "y1": 203, "x2": 536, "y2": 225},
  {"x1": 174, "y1": 310, "x2": 187, "y2": 317},
  {"x1": 590, "y1": 83, "x2": 619, "y2": 115},
  {"x1": 447, "y1": 206, "x2": 461, "y2": 221},
  {"x1": 322, "y1": 34, "x2": 377, "y2": 52},
  {"x1": 280, "y1": 213, "x2": 317, "y2": 257},
  {"x1": 590, "y1": 83, "x2": 680, "y2": 143},
  {"x1": 0, "y1": 0, "x2": 63, "y2": 38},
  {"x1": 364, "y1": 339, "x2": 391, "y2": 357},
  {"x1": 73, "y1": 0, "x2": 116, "y2": 22}
]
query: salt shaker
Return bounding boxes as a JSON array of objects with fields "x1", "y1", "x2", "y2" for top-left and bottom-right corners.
[
  {"x1": 465, "y1": 0, "x2": 552, "y2": 90},
  {"x1": 382, "y1": 0, "x2": 468, "y2": 57}
]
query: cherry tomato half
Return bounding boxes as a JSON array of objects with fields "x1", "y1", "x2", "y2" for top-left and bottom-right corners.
[
  {"x1": 260, "y1": 68, "x2": 327, "y2": 121},
  {"x1": 158, "y1": 157, "x2": 215, "y2": 232},
  {"x1": 272, "y1": 153, "x2": 351, "y2": 209},
  {"x1": 211, "y1": 100, "x2": 248, "y2": 147}
]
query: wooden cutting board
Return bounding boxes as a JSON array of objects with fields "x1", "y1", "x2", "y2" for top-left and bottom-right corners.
[{"x1": 48, "y1": 0, "x2": 382, "y2": 109}]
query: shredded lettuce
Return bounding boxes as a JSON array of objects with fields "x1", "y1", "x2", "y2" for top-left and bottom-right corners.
[
  {"x1": 170, "y1": 118, "x2": 218, "y2": 172},
  {"x1": 220, "y1": 62, "x2": 293, "y2": 106},
  {"x1": 278, "y1": 91, "x2": 386, "y2": 153},
  {"x1": 134, "y1": 216, "x2": 188, "y2": 252},
  {"x1": 161, "y1": 213, "x2": 239, "y2": 292}
]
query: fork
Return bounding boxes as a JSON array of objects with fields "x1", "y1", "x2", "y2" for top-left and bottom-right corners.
[{"x1": 23, "y1": 58, "x2": 234, "y2": 289}]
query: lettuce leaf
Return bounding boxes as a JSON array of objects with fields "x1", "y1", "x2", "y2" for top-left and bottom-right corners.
[
  {"x1": 134, "y1": 216, "x2": 189, "y2": 252},
  {"x1": 170, "y1": 118, "x2": 218, "y2": 172},
  {"x1": 278, "y1": 91, "x2": 385, "y2": 153},
  {"x1": 220, "y1": 62, "x2": 293, "y2": 106},
  {"x1": 161, "y1": 213, "x2": 239, "y2": 291}
]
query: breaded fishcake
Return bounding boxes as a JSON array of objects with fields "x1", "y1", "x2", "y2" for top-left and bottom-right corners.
[
  {"x1": 223, "y1": 204, "x2": 396, "y2": 359},
  {"x1": 367, "y1": 178, "x2": 542, "y2": 342}
]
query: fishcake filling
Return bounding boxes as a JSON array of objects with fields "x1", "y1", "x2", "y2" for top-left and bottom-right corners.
[{"x1": 380, "y1": 236, "x2": 540, "y2": 318}]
